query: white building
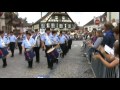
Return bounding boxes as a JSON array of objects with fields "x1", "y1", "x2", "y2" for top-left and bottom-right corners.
[
  {"x1": 107, "y1": 12, "x2": 119, "y2": 23},
  {"x1": 84, "y1": 12, "x2": 107, "y2": 31}
]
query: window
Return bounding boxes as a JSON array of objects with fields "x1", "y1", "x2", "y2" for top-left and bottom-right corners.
[
  {"x1": 52, "y1": 16, "x2": 55, "y2": 19},
  {"x1": 65, "y1": 17, "x2": 69, "y2": 20},
  {"x1": 51, "y1": 23, "x2": 55, "y2": 28},
  {"x1": 68, "y1": 24, "x2": 71, "y2": 28},
  {"x1": 62, "y1": 16, "x2": 65, "y2": 20},
  {"x1": 55, "y1": 16, "x2": 58, "y2": 20},
  {"x1": 64, "y1": 24, "x2": 66, "y2": 28},
  {"x1": 41, "y1": 23, "x2": 45, "y2": 29},
  {"x1": 47, "y1": 23, "x2": 50, "y2": 28},
  {"x1": 59, "y1": 24, "x2": 63, "y2": 28},
  {"x1": 56, "y1": 23, "x2": 58, "y2": 28}
]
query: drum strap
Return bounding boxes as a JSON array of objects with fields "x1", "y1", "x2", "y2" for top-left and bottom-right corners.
[
  {"x1": 0, "y1": 37, "x2": 6, "y2": 47},
  {"x1": 45, "y1": 34, "x2": 52, "y2": 45},
  {"x1": 26, "y1": 38, "x2": 32, "y2": 47},
  {"x1": 35, "y1": 35, "x2": 40, "y2": 47}
]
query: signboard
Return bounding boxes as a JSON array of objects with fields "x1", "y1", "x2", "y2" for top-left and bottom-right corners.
[{"x1": 94, "y1": 17, "x2": 100, "y2": 25}]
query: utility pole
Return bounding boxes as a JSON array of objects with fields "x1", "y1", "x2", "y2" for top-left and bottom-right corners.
[
  {"x1": 41, "y1": 12, "x2": 42, "y2": 18},
  {"x1": 109, "y1": 12, "x2": 111, "y2": 22}
]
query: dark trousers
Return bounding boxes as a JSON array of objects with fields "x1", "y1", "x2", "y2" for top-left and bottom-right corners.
[
  {"x1": 34, "y1": 47, "x2": 40, "y2": 62},
  {"x1": 28, "y1": 59, "x2": 33, "y2": 68},
  {"x1": 2, "y1": 58, "x2": 7, "y2": 67},
  {"x1": 60, "y1": 44, "x2": 65, "y2": 57},
  {"x1": 69, "y1": 39, "x2": 72, "y2": 49},
  {"x1": 10, "y1": 42, "x2": 15, "y2": 57},
  {"x1": 65, "y1": 42, "x2": 68, "y2": 55},
  {"x1": 18, "y1": 42, "x2": 22, "y2": 54},
  {"x1": 45, "y1": 45, "x2": 53, "y2": 68}
]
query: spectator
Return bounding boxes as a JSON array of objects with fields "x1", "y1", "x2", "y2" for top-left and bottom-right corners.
[
  {"x1": 97, "y1": 25, "x2": 119, "y2": 61},
  {"x1": 87, "y1": 30, "x2": 103, "y2": 62},
  {"x1": 101, "y1": 22, "x2": 115, "y2": 48},
  {"x1": 90, "y1": 28, "x2": 97, "y2": 44},
  {"x1": 94, "y1": 41, "x2": 119, "y2": 78}
]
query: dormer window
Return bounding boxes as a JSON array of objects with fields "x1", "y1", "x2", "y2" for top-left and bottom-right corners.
[{"x1": 62, "y1": 16, "x2": 65, "y2": 20}]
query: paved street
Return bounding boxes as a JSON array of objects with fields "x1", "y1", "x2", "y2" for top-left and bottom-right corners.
[{"x1": 0, "y1": 41, "x2": 94, "y2": 78}]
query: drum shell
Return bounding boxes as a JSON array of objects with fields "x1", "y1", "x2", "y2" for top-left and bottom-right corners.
[
  {"x1": 0, "y1": 47, "x2": 9, "y2": 59},
  {"x1": 24, "y1": 49, "x2": 35, "y2": 61},
  {"x1": 48, "y1": 49, "x2": 59, "y2": 61}
]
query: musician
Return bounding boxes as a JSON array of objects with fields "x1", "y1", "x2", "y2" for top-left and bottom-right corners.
[
  {"x1": 58, "y1": 31, "x2": 66, "y2": 58},
  {"x1": 67, "y1": 32, "x2": 72, "y2": 49},
  {"x1": 4, "y1": 33, "x2": 10, "y2": 47},
  {"x1": 41, "y1": 28, "x2": 53, "y2": 70},
  {"x1": 9, "y1": 31, "x2": 17, "y2": 57},
  {"x1": 23, "y1": 32, "x2": 27, "y2": 40},
  {"x1": 22, "y1": 32, "x2": 35, "y2": 68},
  {"x1": 0, "y1": 31, "x2": 10, "y2": 68},
  {"x1": 52, "y1": 31, "x2": 59, "y2": 47},
  {"x1": 32, "y1": 29, "x2": 41, "y2": 63},
  {"x1": 51, "y1": 30, "x2": 60, "y2": 63},
  {"x1": 63, "y1": 31, "x2": 68, "y2": 55},
  {"x1": 17, "y1": 32, "x2": 23, "y2": 54}
]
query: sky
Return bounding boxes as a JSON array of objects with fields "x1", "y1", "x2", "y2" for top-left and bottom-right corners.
[{"x1": 18, "y1": 12, "x2": 105, "y2": 26}]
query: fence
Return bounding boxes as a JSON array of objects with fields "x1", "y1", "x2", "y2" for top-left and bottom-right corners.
[{"x1": 82, "y1": 42, "x2": 119, "y2": 78}]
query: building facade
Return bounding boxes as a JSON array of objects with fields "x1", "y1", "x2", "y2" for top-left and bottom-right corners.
[
  {"x1": 32, "y1": 12, "x2": 76, "y2": 34},
  {"x1": 107, "y1": 12, "x2": 119, "y2": 23},
  {"x1": 84, "y1": 12, "x2": 107, "y2": 32}
]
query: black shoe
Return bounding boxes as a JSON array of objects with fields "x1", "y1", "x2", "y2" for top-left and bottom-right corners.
[
  {"x1": 56, "y1": 59, "x2": 58, "y2": 64},
  {"x1": 36, "y1": 60, "x2": 39, "y2": 63},
  {"x1": 28, "y1": 65, "x2": 32, "y2": 68},
  {"x1": 11, "y1": 55, "x2": 14, "y2": 57},
  {"x1": 48, "y1": 66, "x2": 50, "y2": 68},
  {"x1": 2, "y1": 64, "x2": 7, "y2": 68},
  {"x1": 50, "y1": 67, "x2": 53, "y2": 70}
]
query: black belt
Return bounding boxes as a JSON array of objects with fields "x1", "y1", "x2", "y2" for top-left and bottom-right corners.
[
  {"x1": 53, "y1": 44, "x2": 57, "y2": 46},
  {"x1": 60, "y1": 43, "x2": 65, "y2": 45},
  {"x1": 45, "y1": 45, "x2": 52, "y2": 47}
]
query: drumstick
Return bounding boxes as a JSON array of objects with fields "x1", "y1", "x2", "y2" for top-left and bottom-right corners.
[{"x1": 54, "y1": 43, "x2": 60, "y2": 49}]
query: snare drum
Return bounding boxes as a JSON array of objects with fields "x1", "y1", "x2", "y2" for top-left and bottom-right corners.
[
  {"x1": 0, "y1": 47, "x2": 9, "y2": 59},
  {"x1": 24, "y1": 49, "x2": 35, "y2": 61},
  {"x1": 47, "y1": 48, "x2": 59, "y2": 61}
]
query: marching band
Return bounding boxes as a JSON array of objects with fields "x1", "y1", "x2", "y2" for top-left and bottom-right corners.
[{"x1": 0, "y1": 28, "x2": 72, "y2": 69}]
